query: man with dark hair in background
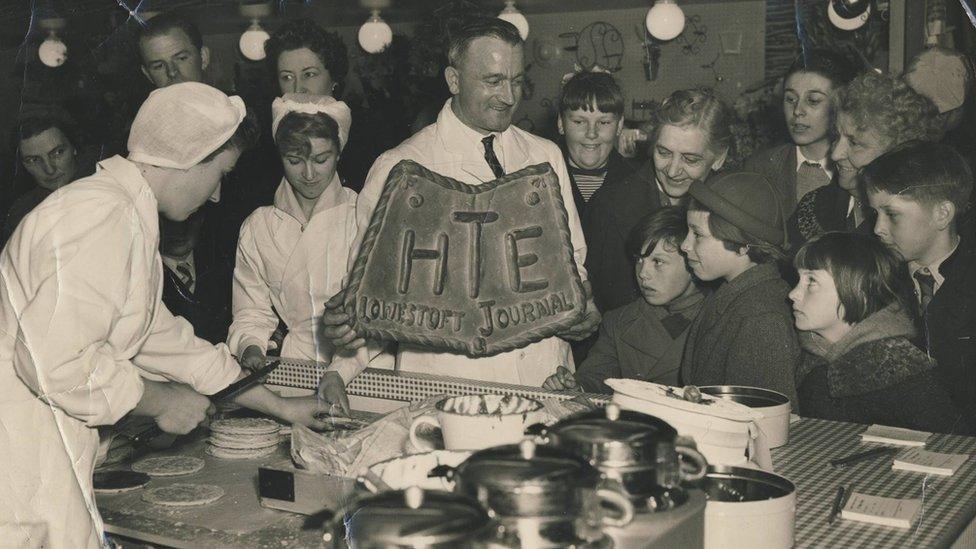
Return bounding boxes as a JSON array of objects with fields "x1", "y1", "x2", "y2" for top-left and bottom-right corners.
[{"x1": 134, "y1": 11, "x2": 280, "y2": 344}]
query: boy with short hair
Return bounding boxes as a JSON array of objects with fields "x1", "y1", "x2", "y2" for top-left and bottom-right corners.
[
  {"x1": 543, "y1": 206, "x2": 706, "y2": 393},
  {"x1": 860, "y1": 141, "x2": 975, "y2": 430}
]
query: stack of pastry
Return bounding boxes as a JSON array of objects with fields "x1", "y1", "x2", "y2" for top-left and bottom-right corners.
[{"x1": 207, "y1": 418, "x2": 281, "y2": 459}]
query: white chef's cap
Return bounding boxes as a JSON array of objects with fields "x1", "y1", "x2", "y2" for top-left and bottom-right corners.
[
  {"x1": 271, "y1": 93, "x2": 352, "y2": 151},
  {"x1": 128, "y1": 82, "x2": 247, "y2": 169}
]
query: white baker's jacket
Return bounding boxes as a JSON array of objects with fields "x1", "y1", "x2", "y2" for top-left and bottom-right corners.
[
  {"x1": 0, "y1": 156, "x2": 241, "y2": 548},
  {"x1": 328, "y1": 99, "x2": 588, "y2": 387},
  {"x1": 228, "y1": 177, "x2": 358, "y2": 362}
]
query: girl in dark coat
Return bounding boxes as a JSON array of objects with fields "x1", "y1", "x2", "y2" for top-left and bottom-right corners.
[{"x1": 790, "y1": 232, "x2": 969, "y2": 434}]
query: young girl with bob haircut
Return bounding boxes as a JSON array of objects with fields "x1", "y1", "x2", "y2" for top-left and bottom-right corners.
[
  {"x1": 680, "y1": 171, "x2": 800, "y2": 404},
  {"x1": 790, "y1": 231, "x2": 968, "y2": 433},
  {"x1": 229, "y1": 93, "x2": 359, "y2": 373}
]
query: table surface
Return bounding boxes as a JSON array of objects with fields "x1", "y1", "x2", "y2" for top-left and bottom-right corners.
[
  {"x1": 772, "y1": 418, "x2": 976, "y2": 549},
  {"x1": 98, "y1": 415, "x2": 976, "y2": 549}
]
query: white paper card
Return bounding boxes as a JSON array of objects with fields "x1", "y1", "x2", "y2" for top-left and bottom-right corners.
[
  {"x1": 860, "y1": 424, "x2": 931, "y2": 447},
  {"x1": 892, "y1": 448, "x2": 970, "y2": 476},
  {"x1": 841, "y1": 492, "x2": 922, "y2": 529}
]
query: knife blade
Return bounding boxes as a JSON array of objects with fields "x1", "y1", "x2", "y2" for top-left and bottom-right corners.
[{"x1": 127, "y1": 360, "x2": 281, "y2": 448}]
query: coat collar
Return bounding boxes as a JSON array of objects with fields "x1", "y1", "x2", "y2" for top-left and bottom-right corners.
[
  {"x1": 272, "y1": 175, "x2": 344, "y2": 225},
  {"x1": 434, "y1": 99, "x2": 529, "y2": 177},
  {"x1": 708, "y1": 263, "x2": 782, "y2": 315}
]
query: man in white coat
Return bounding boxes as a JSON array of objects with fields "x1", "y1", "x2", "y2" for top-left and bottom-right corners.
[
  {"x1": 318, "y1": 17, "x2": 600, "y2": 407},
  {"x1": 0, "y1": 83, "x2": 333, "y2": 548}
]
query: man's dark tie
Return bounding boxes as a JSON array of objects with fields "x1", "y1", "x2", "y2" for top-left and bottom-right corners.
[
  {"x1": 914, "y1": 267, "x2": 935, "y2": 313},
  {"x1": 482, "y1": 135, "x2": 505, "y2": 179},
  {"x1": 177, "y1": 262, "x2": 194, "y2": 293}
]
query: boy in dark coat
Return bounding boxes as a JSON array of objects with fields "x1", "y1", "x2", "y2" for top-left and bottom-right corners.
[
  {"x1": 860, "y1": 142, "x2": 975, "y2": 432},
  {"x1": 791, "y1": 232, "x2": 968, "y2": 434},
  {"x1": 543, "y1": 207, "x2": 706, "y2": 393}
]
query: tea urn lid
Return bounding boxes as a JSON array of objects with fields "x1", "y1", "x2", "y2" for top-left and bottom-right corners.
[
  {"x1": 546, "y1": 404, "x2": 678, "y2": 463},
  {"x1": 325, "y1": 486, "x2": 490, "y2": 546},
  {"x1": 456, "y1": 439, "x2": 597, "y2": 490}
]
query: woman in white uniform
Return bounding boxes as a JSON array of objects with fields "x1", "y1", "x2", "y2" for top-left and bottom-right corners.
[
  {"x1": 229, "y1": 94, "x2": 359, "y2": 372},
  {"x1": 0, "y1": 83, "x2": 334, "y2": 549}
]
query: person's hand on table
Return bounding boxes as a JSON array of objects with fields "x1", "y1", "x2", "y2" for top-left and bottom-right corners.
[
  {"x1": 276, "y1": 395, "x2": 342, "y2": 430},
  {"x1": 558, "y1": 280, "x2": 602, "y2": 341},
  {"x1": 240, "y1": 345, "x2": 267, "y2": 372},
  {"x1": 317, "y1": 371, "x2": 351, "y2": 416},
  {"x1": 320, "y1": 290, "x2": 365, "y2": 352},
  {"x1": 543, "y1": 366, "x2": 582, "y2": 392}
]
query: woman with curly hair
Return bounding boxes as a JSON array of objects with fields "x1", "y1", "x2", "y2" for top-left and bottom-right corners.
[
  {"x1": 585, "y1": 87, "x2": 732, "y2": 311},
  {"x1": 787, "y1": 72, "x2": 940, "y2": 246}
]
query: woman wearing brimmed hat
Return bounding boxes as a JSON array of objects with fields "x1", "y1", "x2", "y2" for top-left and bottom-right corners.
[
  {"x1": 0, "y1": 82, "x2": 338, "y2": 547},
  {"x1": 679, "y1": 171, "x2": 800, "y2": 405}
]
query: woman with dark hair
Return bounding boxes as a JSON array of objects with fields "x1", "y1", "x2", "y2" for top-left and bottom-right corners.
[
  {"x1": 265, "y1": 19, "x2": 385, "y2": 190},
  {"x1": 228, "y1": 94, "x2": 360, "y2": 378},
  {"x1": 745, "y1": 49, "x2": 856, "y2": 216},
  {"x1": 790, "y1": 231, "x2": 968, "y2": 433},
  {"x1": 586, "y1": 87, "x2": 732, "y2": 312},
  {"x1": 787, "y1": 72, "x2": 941, "y2": 246},
  {"x1": 2, "y1": 110, "x2": 91, "y2": 245},
  {"x1": 264, "y1": 19, "x2": 350, "y2": 98}
]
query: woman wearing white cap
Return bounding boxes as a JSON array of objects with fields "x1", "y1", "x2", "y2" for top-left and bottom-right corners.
[
  {"x1": 229, "y1": 94, "x2": 361, "y2": 380},
  {"x1": 0, "y1": 82, "x2": 336, "y2": 548}
]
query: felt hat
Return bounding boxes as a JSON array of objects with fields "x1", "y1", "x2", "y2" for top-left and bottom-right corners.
[{"x1": 688, "y1": 171, "x2": 786, "y2": 247}]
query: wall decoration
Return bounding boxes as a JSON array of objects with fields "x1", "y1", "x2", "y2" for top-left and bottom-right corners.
[
  {"x1": 674, "y1": 14, "x2": 708, "y2": 55},
  {"x1": 559, "y1": 22, "x2": 624, "y2": 72},
  {"x1": 633, "y1": 26, "x2": 662, "y2": 81}
]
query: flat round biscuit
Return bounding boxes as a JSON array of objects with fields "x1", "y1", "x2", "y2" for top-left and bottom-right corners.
[
  {"x1": 142, "y1": 483, "x2": 224, "y2": 507},
  {"x1": 206, "y1": 444, "x2": 278, "y2": 460},
  {"x1": 209, "y1": 418, "x2": 280, "y2": 436},
  {"x1": 208, "y1": 434, "x2": 280, "y2": 450},
  {"x1": 93, "y1": 470, "x2": 151, "y2": 494},
  {"x1": 131, "y1": 456, "x2": 205, "y2": 477}
]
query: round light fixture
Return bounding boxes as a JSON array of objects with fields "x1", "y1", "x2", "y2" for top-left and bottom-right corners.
[
  {"x1": 39, "y1": 32, "x2": 67, "y2": 67},
  {"x1": 359, "y1": 9, "x2": 393, "y2": 54},
  {"x1": 646, "y1": 0, "x2": 686, "y2": 41},
  {"x1": 37, "y1": 17, "x2": 67, "y2": 68},
  {"x1": 827, "y1": 0, "x2": 871, "y2": 31},
  {"x1": 498, "y1": 1, "x2": 529, "y2": 40},
  {"x1": 239, "y1": 20, "x2": 270, "y2": 61}
]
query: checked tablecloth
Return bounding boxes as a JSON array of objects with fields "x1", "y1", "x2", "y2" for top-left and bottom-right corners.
[{"x1": 773, "y1": 418, "x2": 976, "y2": 548}]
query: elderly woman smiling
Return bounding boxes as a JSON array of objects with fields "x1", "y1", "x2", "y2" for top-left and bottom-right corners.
[
  {"x1": 585, "y1": 88, "x2": 732, "y2": 311},
  {"x1": 787, "y1": 72, "x2": 941, "y2": 246}
]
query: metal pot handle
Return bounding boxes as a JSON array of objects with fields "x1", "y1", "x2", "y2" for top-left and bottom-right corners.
[
  {"x1": 408, "y1": 415, "x2": 440, "y2": 452},
  {"x1": 594, "y1": 488, "x2": 635, "y2": 528},
  {"x1": 676, "y1": 445, "x2": 708, "y2": 482}
]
